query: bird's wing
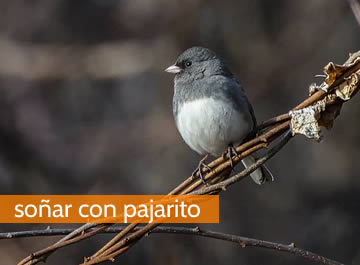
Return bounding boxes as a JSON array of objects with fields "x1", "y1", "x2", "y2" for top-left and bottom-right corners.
[{"x1": 203, "y1": 75, "x2": 257, "y2": 136}]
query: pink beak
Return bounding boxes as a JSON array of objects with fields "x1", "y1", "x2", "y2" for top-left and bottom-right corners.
[{"x1": 165, "y1": 64, "x2": 181, "y2": 74}]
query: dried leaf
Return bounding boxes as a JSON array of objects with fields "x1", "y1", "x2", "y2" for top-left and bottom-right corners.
[
  {"x1": 335, "y1": 72, "x2": 359, "y2": 101},
  {"x1": 289, "y1": 100, "x2": 326, "y2": 141},
  {"x1": 308, "y1": 82, "x2": 328, "y2": 95},
  {"x1": 309, "y1": 83, "x2": 318, "y2": 96},
  {"x1": 324, "y1": 56, "x2": 360, "y2": 88},
  {"x1": 344, "y1": 51, "x2": 360, "y2": 65},
  {"x1": 305, "y1": 54, "x2": 360, "y2": 132},
  {"x1": 324, "y1": 62, "x2": 348, "y2": 87}
]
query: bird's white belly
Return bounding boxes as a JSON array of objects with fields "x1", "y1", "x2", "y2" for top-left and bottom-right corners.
[{"x1": 176, "y1": 98, "x2": 251, "y2": 156}]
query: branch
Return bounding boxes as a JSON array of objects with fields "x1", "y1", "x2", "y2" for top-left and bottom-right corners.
[
  {"x1": 81, "y1": 130, "x2": 292, "y2": 265},
  {"x1": 2, "y1": 226, "x2": 344, "y2": 265},
  {"x1": 189, "y1": 129, "x2": 292, "y2": 195},
  {"x1": 17, "y1": 50, "x2": 360, "y2": 265}
]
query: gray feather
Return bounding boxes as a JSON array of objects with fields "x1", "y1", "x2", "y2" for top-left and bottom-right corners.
[{"x1": 168, "y1": 46, "x2": 273, "y2": 184}]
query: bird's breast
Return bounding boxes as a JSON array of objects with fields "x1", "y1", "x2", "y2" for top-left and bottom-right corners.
[{"x1": 175, "y1": 97, "x2": 251, "y2": 156}]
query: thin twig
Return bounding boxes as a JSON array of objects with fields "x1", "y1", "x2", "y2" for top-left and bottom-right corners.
[
  {"x1": 83, "y1": 129, "x2": 291, "y2": 265},
  {"x1": 190, "y1": 129, "x2": 292, "y2": 195},
  {"x1": 17, "y1": 225, "x2": 109, "y2": 265},
  {"x1": 2, "y1": 226, "x2": 344, "y2": 265},
  {"x1": 83, "y1": 129, "x2": 293, "y2": 264}
]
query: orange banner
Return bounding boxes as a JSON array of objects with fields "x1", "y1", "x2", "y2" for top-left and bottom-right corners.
[{"x1": 0, "y1": 195, "x2": 219, "y2": 223}]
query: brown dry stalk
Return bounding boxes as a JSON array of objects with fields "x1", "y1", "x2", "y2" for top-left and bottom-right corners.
[
  {"x1": 17, "y1": 50, "x2": 360, "y2": 265},
  {"x1": 3, "y1": 226, "x2": 344, "y2": 265}
]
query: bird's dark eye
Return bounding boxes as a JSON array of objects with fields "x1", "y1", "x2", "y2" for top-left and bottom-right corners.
[{"x1": 185, "y1": 61, "x2": 192, "y2": 67}]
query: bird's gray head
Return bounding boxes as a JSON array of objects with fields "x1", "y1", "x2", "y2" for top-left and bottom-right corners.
[{"x1": 165, "y1": 47, "x2": 233, "y2": 81}]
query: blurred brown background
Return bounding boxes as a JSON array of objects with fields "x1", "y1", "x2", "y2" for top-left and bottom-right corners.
[{"x1": 0, "y1": 0, "x2": 359, "y2": 264}]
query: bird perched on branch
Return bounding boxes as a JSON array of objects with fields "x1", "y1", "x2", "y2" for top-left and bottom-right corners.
[{"x1": 165, "y1": 46, "x2": 272, "y2": 185}]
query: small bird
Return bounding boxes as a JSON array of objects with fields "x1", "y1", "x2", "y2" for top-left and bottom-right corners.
[{"x1": 165, "y1": 46, "x2": 272, "y2": 185}]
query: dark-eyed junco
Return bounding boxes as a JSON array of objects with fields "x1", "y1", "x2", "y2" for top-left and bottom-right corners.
[{"x1": 165, "y1": 46, "x2": 272, "y2": 185}]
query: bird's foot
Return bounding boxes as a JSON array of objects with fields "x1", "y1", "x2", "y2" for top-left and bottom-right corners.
[
  {"x1": 223, "y1": 144, "x2": 239, "y2": 169},
  {"x1": 191, "y1": 154, "x2": 211, "y2": 184}
]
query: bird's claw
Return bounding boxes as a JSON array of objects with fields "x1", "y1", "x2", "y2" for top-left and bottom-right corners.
[
  {"x1": 224, "y1": 145, "x2": 239, "y2": 169},
  {"x1": 192, "y1": 154, "x2": 211, "y2": 184}
]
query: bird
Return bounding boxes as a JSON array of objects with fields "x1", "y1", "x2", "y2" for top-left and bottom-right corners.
[{"x1": 165, "y1": 46, "x2": 273, "y2": 185}]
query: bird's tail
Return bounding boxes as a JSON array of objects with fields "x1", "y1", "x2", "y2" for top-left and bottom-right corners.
[{"x1": 241, "y1": 155, "x2": 274, "y2": 185}]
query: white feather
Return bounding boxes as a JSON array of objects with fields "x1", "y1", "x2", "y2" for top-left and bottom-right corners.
[{"x1": 176, "y1": 98, "x2": 251, "y2": 156}]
